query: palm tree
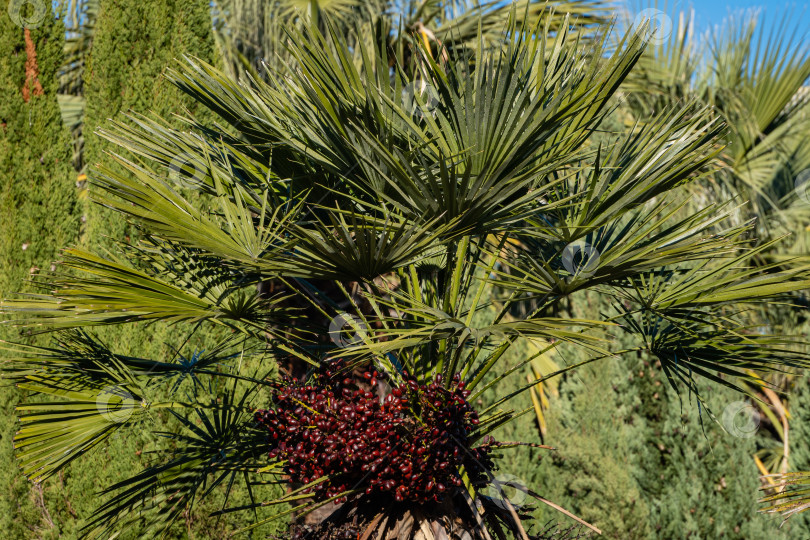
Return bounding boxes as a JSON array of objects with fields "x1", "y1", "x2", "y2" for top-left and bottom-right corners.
[
  {"x1": 621, "y1": 8, "x2": 810, "y2": 243},
  {"x1": 4, "y1": 9, "x2": 810, "y2": 539},
  {"x1": 211, "y1": 0, "x2": 612, "y2": 79}
]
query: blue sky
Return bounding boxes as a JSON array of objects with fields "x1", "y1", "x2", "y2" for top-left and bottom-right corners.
[
  {"x1": 691, "y1": 0, "x2": 807, "y2": 28},
  {"x1": 627, "y1": 1, "x2": 810, "y2": 34}
]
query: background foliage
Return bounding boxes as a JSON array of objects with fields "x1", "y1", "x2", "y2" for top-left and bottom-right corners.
[{"x1": 1, "y1": 1, "x2": 809, "y2": 539}]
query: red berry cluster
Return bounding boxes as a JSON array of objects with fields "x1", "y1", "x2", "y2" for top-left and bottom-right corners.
[{"x1": 255, "y1": 360, "x2": 494, "y2": 504}]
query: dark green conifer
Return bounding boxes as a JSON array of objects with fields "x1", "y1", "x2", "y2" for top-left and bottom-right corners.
[
  {"x1": 0, "y1": 7, "x2": 78, "y2": 535},
  {"x1": 81, "y1": 0, "x2": 216, "y2": 246}
]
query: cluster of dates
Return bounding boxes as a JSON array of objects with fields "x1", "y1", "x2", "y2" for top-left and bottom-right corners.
[{"x1": 255, "y1": 360, "x2": 494, "y2": 504}]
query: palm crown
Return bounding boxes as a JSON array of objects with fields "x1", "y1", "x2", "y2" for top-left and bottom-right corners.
[{"x1": 4, "y1": 5, "x2": 810, "y2": 539}]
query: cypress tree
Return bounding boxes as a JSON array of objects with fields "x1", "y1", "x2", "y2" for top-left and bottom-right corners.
[
  {"x1": 615, "y1": 353, "x2": 789, "y2": 539},
  {"x1": 531, "y1": 345, "x2": 653, "y2": 538},
  {"x1": 81, "y1": 0, "x2": 216, "y2": 247},
  {"x1": 0, "y1": 10, "x2": 77, "y2": 293},
  {"x1": 521, "y1": 291, "x2": 794, "y2": 538},
  {"x1": 473, "y1": 296, "x2": 652, "y2": 539},
  {"x1": 0, "y1": 6, "x2": 79, "y2": 536}
]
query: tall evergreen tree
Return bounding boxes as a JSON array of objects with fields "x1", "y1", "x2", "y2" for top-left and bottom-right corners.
[
  {"x1": 618, "y1": 354, "x2": 788, "y2": 538},
  {"x1": 529, "y1": 292, "x2": 795, "y2": 538},
  {"x1": 535, "y1": 357, "x2": 653, "y2": 539},
  {"x1": 0, "y1": 10, "x2": 77, "y2": 290},
  {"x1": 0, "y1": 7, "x2": 79, "y2": 536},
  {"x1": 81, "y1": 0, "x2": 216, "y2": 247}
]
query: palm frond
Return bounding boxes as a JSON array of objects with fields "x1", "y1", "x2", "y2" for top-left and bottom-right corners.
[
  {"x1": 82, "y1": 386, "x2": 266, "y2": 539},
  {"x1": 1, "y1": 243, "x2": 291, "y2": 333},
  {"x1": 761, "y1": 471, "x2": 810, "y2": 522}
]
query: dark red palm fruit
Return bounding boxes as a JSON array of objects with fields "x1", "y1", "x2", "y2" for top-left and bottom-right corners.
[{"x1": 254, "y1": 360, "x2": 495, "y2": 504}]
